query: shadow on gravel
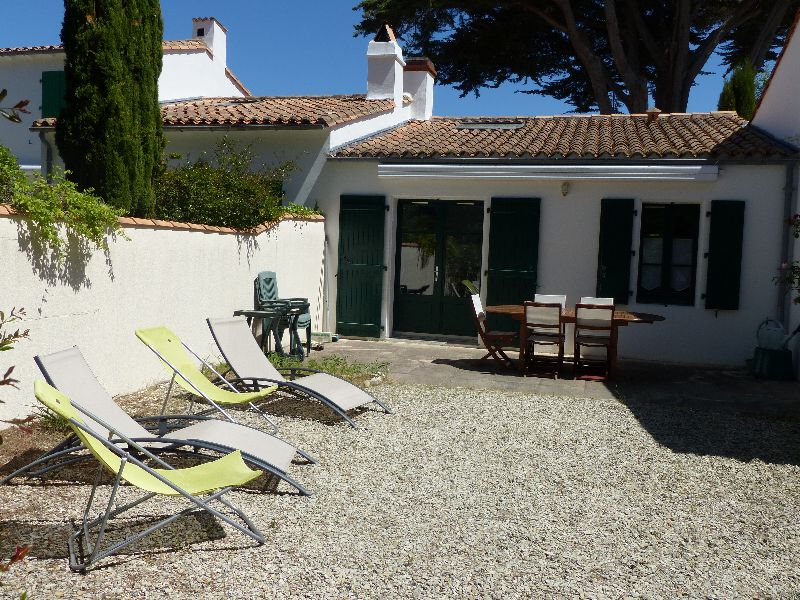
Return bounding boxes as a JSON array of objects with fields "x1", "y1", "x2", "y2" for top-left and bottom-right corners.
[
  {"x1": 610, "y1": 363, "x2": 800, "y2": 465},
  {"x1": 0, "y1": 512, "x2": 226, "y2": 561}
]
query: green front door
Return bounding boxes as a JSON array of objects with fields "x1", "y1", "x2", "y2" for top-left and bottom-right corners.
[
  {"x1": 336, "y1": 195, "x2": 386, "y2": 337},
  {"x1": 393, "y1": 200, "x2": 484, "y2": 336}
]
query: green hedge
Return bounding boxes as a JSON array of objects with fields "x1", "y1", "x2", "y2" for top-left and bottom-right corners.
[{"x1": 153, "y1": 138, "x2": 319, "y2": 230}]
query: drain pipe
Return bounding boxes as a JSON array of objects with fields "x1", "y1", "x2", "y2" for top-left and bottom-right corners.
[
  {"x1": 38, "y1": 130, "x2": 54, "y2": 181},
  {"x1": 779, "y1": 160, "x2": 799, "y2": 326}
]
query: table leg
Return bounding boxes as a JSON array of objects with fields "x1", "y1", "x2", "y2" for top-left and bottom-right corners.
[{"x1": 518, "y1": 319, "x2": 527, "y2": 373}]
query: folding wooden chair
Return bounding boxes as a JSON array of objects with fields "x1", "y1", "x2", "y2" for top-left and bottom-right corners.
[{"x1": 469, "y1": 294, "x2": 516, "y2": 368}]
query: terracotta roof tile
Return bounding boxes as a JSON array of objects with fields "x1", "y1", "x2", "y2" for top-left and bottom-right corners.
[
  {"x1": 0, "y1": 40, "x2": 208, "y2": 56},
  {"x1": 33, "y1": 94, "x2": 393, "y2": 130},
  {"x1": 333, "y1": 113, "x2": 796, "y2": 159},
  {"x1": 162, "y1": 95, "x2": 394, "y2": 128}
]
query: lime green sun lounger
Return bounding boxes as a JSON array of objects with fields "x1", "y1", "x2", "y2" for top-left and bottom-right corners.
[
  {"x1": 135, "y1": 326, "x2": 280, "y2": 430},
  {"x1": 34, "y1": 380, "x2": 265, "y2": 572}
]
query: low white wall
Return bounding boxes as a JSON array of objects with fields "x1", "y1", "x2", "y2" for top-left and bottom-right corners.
[{"x1": 0, "y1": 215, "x2": 325, "y2": 421}]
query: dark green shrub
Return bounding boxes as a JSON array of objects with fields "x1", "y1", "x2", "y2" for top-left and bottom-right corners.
[{"x1": 153, "y1": 138, "x2": 310, "y2": 229}]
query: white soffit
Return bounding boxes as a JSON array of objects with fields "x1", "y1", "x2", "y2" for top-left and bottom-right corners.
[{"x1": 377, "y1": 163, "x2": 719, "y2": 181}]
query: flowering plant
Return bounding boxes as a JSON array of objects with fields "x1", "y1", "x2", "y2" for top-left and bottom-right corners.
[{"x1": 776, "y1": 215, "x2": 800, "y2": 304}]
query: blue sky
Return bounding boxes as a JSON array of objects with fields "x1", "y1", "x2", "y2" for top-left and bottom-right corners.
[{"x1": 7, "y1": 1, "x2": 731, "y2": 116}]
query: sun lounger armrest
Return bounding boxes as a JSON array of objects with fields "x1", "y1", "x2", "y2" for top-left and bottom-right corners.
[
  {"x1": 133, "y1": 414, "x2": 216, "y2": 435},
  {"x1": 228, "y1": 376, "x2": 286, "y2": 391},
  {"x1": 275, "y1": 367, "x2": 321, "y2": 381}
]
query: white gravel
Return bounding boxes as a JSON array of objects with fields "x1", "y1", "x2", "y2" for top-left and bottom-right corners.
[{"x1": 1, "y1": 383, "x2": 799, "y2": 598}]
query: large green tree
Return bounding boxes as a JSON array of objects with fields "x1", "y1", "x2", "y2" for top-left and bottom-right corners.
[
  {"x1": 56, "y1": 0, "x2": 164, "y2": 216},
  {"x1": 717, "y1": 62, "x2": 757, "y2": 120},
  {"x1": 355, "y1": 0, "x2": 799, "y2": 114}
]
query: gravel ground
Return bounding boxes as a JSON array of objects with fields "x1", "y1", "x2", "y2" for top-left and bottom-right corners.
[{"x1": 1, "y1": 383, "x2": 799, "y2": 599}]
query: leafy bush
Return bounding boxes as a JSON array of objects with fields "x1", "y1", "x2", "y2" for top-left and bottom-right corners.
[
  {"x1": 154, "y1": 138, "x2": 319, "y2": 229},
  {"x1": 0, "y1": 144, "x2": 123, "y2": 257}
]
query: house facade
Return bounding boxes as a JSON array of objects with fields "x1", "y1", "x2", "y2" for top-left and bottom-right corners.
[
  {"x1": 23, "y1": 20, "x2": 800, "y2": 367},
  {"x1": 0, "y1": 17, "x2": 248, "y2": 173}
]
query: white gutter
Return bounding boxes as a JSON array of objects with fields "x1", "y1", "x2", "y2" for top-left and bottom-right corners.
[{"x1": 377, "y1": 163, "x2": 719, "y2": 181}]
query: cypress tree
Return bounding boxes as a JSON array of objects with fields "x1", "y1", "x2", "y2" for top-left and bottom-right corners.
[
  {"x1": 56, "y1": 0, "x2": 164, "y2": 216},
  {"x1": 717, "y1": 62, "x2": 757, "y2": 121}
]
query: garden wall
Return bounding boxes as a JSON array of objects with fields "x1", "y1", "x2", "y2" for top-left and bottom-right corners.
[{"x1": 0, "y1": 209, "x2": 326, "y2": 421}]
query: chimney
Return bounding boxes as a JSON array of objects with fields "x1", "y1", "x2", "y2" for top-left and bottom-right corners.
[
  {"x1": 646, "y1": 107, "x2": 662, "y2": 123},
  {"x1": 367, "y1": 23, "x2": 405, "y2": 104},
  {"x1": 192, "y1": 17, "x2": 228, "y2": 71},
  {"x1": 403, "y1": 57, "x2": 436, "y2": 120}
]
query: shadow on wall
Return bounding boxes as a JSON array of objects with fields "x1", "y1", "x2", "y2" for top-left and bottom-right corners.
[
  {"x1": 236, "y1": 232, "x2": 259, "y2": 266},
  {"x1": 15, "y1": 220, "x2": 117, "y2": 291}
]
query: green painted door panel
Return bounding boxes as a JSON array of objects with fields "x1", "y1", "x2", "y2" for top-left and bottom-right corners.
[
  {"x1": 336, "y1": 195, "x2": 386, "y2": 337},
  {"x1": 596, "y1": 198, "x2": 635, "y2": 304},
  {"x1": 486, "y1": 197, "x2": 541, "y2": 332}
]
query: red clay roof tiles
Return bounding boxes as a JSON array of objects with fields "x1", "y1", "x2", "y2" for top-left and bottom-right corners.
[
  {"x1": 0, "y1": 40, "x2": 209, "y2": 55},
  {"x1": 333, "y1": 112, "x2": 795, "y2": 159},
  {"x1": 33, "y1": 95, "x2": 395, "y2": 129}
]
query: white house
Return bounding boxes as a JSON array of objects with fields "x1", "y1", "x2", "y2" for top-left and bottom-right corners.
[
  {"x1": 0, "y1": 16, "x2": 248, "y2": 173},
  {"x1": 25, "y1": 21, "x2": 800, "y2": 367}
]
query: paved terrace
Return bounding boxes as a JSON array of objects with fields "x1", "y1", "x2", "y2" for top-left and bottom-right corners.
[{"x1": 317, "y1": 337, "x2": 800, "y2": 419}]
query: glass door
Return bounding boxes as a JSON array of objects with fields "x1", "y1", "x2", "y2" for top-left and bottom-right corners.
[{"x1": 394, "y1": 200, "x2": 484, "y2": 336}]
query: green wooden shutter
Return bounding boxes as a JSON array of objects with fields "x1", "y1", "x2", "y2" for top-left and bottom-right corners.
[
  {"x1": 486, "y1": 197, "x2": 541, "y2": 331},
  {"x1": 41, "y1": 71, "x2": 67, "y2": 118},
  {"x1": 705, "y1": 200, "x2": 745, "y2": 310},
  {"x1": 596, "y1": 198, "x2": 634, "y2": 304},
  {"x1": 336, "y1": 195, "x2": 386, "y2": 337}
]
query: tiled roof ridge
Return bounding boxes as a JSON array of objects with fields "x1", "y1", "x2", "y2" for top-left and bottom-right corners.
[
  {"x1": 0, "y1": 39, "x2": 209, "y2": 55},
  {"x1": 0, "y1": 203, "x2": 323, "y2": 234},
  {"x1": 225, "y1": 68, "x2": 252, "y2": 97},
  {"x1": 432, "y1": 111, "x2": 742, "y2": 121}
]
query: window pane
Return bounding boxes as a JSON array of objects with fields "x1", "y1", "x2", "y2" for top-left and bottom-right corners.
[
  {"x1": 399, "y1": 231, "x2": 435, "y2": 295},
  {"x1": 640, "y1": 265, "x2": 661, "y2": 290},
  {"x1": 672, "y1": 238, "x2": 693, "y2": 265},
  {"x1": 670, "y1": 266, "x2": 692, "y2": 292},
  {"x1": 642, "y1": 237, "x2": 663, "y2": 263}
]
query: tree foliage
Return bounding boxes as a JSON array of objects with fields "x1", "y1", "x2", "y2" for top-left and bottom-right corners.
[
  {"x1": 355, "y1": 0, "x2": 799, "y2": 114},
  {"x1": 717, "y1": 62, "x2": 757, "y2": 120},
  {"x1": 56, "y1": 0, "x2": 164, "y2": 216}
]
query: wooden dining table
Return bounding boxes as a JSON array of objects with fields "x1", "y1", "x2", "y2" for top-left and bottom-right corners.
[{"x1": 484, "y1": 304, "x2": 665, "y2": 373}]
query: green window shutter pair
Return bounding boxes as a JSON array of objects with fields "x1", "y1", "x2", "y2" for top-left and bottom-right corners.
[
  {"x1": 595, "y1": 198, "x2": 745, "y2": 310},
  {"x1": 41, "y1": 70, "x2": 67, "y2": 118}
]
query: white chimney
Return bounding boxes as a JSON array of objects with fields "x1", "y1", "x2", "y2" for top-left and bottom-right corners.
[
  {"x1": 367, "y1": 24, "x2": 405, "y2": 104},
  {"x1": 403, "y1": 57, "x2": 436, "y2": 120},
  {"x1": 192, "y1": 17, "x2": 227, "y2": 72}
]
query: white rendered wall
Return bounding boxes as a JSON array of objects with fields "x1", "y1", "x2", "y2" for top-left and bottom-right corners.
[
  {"x1": 159, "y1": 51, "x2": 243, "y2": 101},
  {"x1": 753, "y1": 22, "x2": 800, "y2": 145},
  {"x1": 0, "y1": 217, "x2": 325, "y2": 421},
  {"x1": 311, "y1": 160, "x2": 786, "y2": 366},
  {"x1": 0, "y1": 53, "x2": 65, "y2": 168}
]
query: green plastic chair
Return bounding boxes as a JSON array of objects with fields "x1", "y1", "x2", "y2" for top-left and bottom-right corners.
[
  {"x1": 255, "y1": 271, "x2": 311, "y2": 359},
  {"x1": 135, "y1": 326, "x2": 280, "y2": 431},
  {"x1": 34, "y1": 380, "x2": 265, "y2": 572}
]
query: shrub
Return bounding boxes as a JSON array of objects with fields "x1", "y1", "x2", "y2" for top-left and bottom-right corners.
[
  {"x1": 154, "y1": 138, "x2": 318, "y2": 229},
  {"x1": 0, "y1": 144, "x2": 123, "y2": 257}
]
